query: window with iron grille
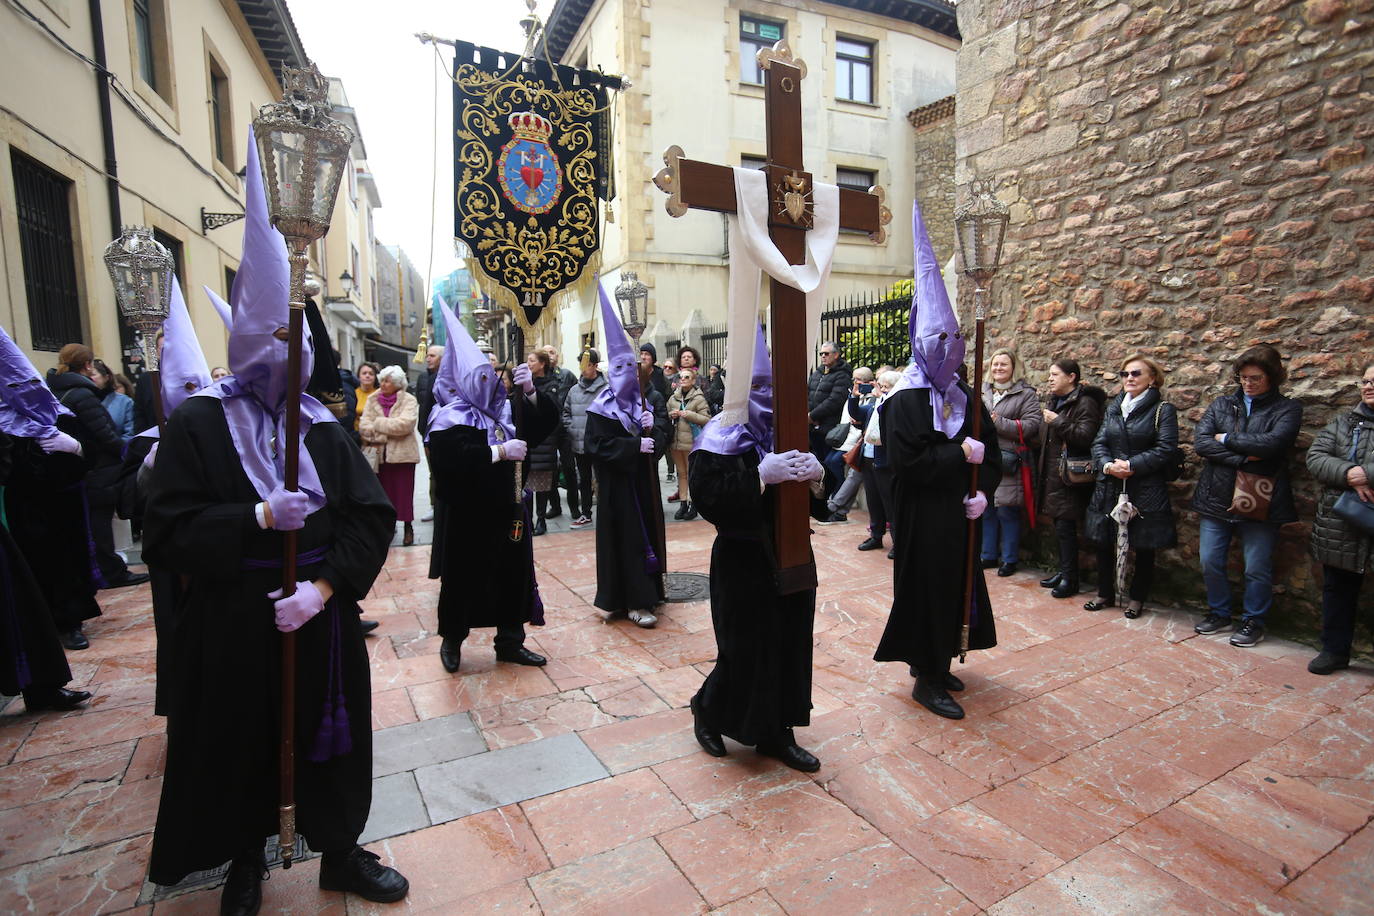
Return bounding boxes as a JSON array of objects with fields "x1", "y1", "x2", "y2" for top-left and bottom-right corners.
[
  {"x1": 739, "y1": 15, "x2": 785, "y2": 85},
  {"x1": 835, "y1": 38, "x2": 874, "y2": 104},
  {"x1": 11, "y1": 151, "x2": 82, "y2": 351},
  {"x1": 209, "y1": 56, "x2": 233, "y2": 169}
]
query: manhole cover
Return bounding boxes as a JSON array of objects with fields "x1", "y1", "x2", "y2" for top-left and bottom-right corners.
[{"x1": 664, "y1": 572, "x2": 710, "y2": 603}]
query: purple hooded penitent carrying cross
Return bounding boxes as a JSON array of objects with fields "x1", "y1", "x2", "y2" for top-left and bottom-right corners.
[
  {"x1": 692, "y1": 324, "x2": 774, "y2": 459},
  {"x1": 425, "y1": 294, "x2": 515, "y2": 445}
]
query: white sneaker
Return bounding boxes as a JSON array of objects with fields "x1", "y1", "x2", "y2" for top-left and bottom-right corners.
[
  {"x1": 597, "y1": 609, "x2": 628, "y2": 623},
  {"x1": 420, "y1": 512, "x2": 435, "y2": 522},
  {"x1": 628, "y1": 609, "x2": 658, "y2": 628}
]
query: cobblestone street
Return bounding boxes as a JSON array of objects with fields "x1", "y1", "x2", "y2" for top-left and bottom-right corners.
[{"x1": 1, "y1": 502, "x2": 1371, "y2": 914}]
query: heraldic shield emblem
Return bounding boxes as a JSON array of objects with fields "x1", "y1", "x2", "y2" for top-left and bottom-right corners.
[{"x1": 498, "y1": 112, "x2": 562, "y2": 215}]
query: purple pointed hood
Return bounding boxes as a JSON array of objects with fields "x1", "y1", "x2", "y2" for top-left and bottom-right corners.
[
  {"x1": 693, "y1": 324, "x2": 773, "y2": 458},
  {"x1": 886, "y1": 201, "x2": 967, "y2": 437},
  {"x1": 425, "y1": 295, "x2": 514, "y2": 444},
  {"x1": 205, "y1": 286, "x2": 234, "y2": 330},
  {"x1": 587, "y1": 279, "x2": 642, "y2": 431},
  {"x1": 192, "y1": 127, "x2": 331, "y2": 509},
  {"x1": 160, "y1": 278, "x2": 212, "y2": 416},
  {"x1": 0, "y1": 324, "x2": 70, "y2": 440}
]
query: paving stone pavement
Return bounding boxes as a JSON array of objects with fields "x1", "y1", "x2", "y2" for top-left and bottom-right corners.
[{"x1": 1, "y1": 495, "x2": 1371, "y2": 914}]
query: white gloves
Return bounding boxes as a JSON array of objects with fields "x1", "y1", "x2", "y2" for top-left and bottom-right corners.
[
  {"x1": 142, "y1": 441, "x2": 158, "y2": 469},
  {"x1": 962, "y1": 437, "x2": 985, "y2": 465},
  {"x1": 502, "y1": 439, "x2": 528, "y2": 461},
  {"x1": 964, "y1": 491, "x2": 988, "y2": 519},
  {"x1": 268, "y1": 580, "x2": 325, "y2": 632},
  {"x1": 639, "y1": 437, "x2": 655, "y2": 454},
  {"x1": 639, "y1": 409, "x2": 654, "y2": 430},
  {"x1": 39, "y1": 432, "x2": 82, "y2": 456},
  {"x1": 512, "y1": 363, "x2": 535, "y2": 394}
]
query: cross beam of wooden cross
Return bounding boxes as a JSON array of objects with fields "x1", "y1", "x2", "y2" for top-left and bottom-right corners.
[{"x1": 653, "y1": 41, "x2": 892, "y2": 593}]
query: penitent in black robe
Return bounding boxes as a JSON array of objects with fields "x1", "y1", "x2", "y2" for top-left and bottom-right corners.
[
  {"x1": 874, "y1": 383, "x2": 1002, "y2": 677},
  {"x1": 3, "y1": 417, "x2": 101, "y2": 631},
  {"x1": 0, "y1": 434, "x2": 74, "y2": 697},
  {"x1": 688, "y1": 449, "x2": 814, "y2": 745},
  {"x1": 143, "y1": 397, "x2": 395, "y2": 887},
  {"x1": 586, "y1": 407, "x2": 669, "y2": 613},
  {"x1": 428, "y1": 390, "x2": 557, "y2": 635}
]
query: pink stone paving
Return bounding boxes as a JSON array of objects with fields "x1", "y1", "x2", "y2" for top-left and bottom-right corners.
[{"x1": 1, "y1": 512, "x2": 1371, "y2": 913}]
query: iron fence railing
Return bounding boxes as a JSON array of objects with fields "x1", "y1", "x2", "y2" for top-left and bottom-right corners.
[{"x1": 818, "y1": 290, "x2": 911, "y2": 371}]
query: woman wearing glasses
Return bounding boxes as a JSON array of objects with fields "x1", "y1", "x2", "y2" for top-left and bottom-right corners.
[
  {"x1": 1191, "y1": 346, "x2": 1302, "y2": 648},
  {"x1": 1084, "y1": 354, "x2": 1179, "y2": 618},
  {"x1": 1304, "y1": 361, "x2": 1374, "y2": 675}
]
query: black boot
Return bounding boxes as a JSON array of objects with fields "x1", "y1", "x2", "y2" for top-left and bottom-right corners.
[
  {"x1": 1051, "y1": 578, "x2": 1080, "y2": 599},
  {"x1": 756, "y1": 728, "x2": 820, "y2": 773},
  {"x1": 1052, "y1": 524, "x2": 1079, "y2": 599},
  {"x1": 690, "y1": 694, "x2": 726, "y2": 757},
  {"x1": 439, "y1": 637, "x2": 461, "y2": 673},
  {"x1": 682, "y1": 501, "x2": 698, "y2": 521},
  {"x1": 220, "y1": 848, "x2": 266, "y2": 916},
  {"x1": 318, "y1": 846, "x2": 409, "y2": 902},
  {"x1": 532, "y1": 517, "x2": 547, "y2": 536},
  {"x1": 674, "y1": 501, "x2": 689, "y2": 520},
  {"x1": 912, "y1": 677, "x2": 964, "y2": 719},
  {"x1": 1039, "y1": 572, "x2": 1063, "y2": 588}
]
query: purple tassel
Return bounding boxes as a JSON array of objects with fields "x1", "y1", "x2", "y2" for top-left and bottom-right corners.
[
  {"x1": 307, "y1": 601, "x2": 351, "y2": 763},
  {"x1": 309, "y1": 699, "x2": 335, "y2": 762},
  {"x1": 643, "y1": 548, "x2": 661, "y2": 576},
  {"x1": 75, "y1": 484, "x2": 107, "y2": 589},
  {"x1": 331, "y1": 697, "x2": 351, "y2": 757}
]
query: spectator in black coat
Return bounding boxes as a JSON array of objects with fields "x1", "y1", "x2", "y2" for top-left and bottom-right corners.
[
  {"x1": 639, "y1": 343, "x2": 671, "y2": 404},
  {"x1": 416, "y1": 345, "x2": 442, "y2": 437},
  {"x1": 543, "y1": 345, "x2": 579, "y2": 518},
  {"x1": 1191, "y1": 345, "x2": 1303, "y2": 648},
  {"x1": 132, "y1": 331, "x2": 164, "y2": 431},
  {"x1": 807, "y1": 341, "x2": 852, "y2": 494}
]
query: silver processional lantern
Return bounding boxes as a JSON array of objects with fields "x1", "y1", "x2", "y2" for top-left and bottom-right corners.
[
  {"x1": 614, "y1": 270, "x2": 649, "y2": 343},
  {"x1": 253, "y1": 63, "x2": 355, "y2": 300},
  {"x1": 953, "y1": 180, "x2": 1011, "y2": 318},
  {"x1": 103, "y1": 226, "x2": 174, "y2": 372}
]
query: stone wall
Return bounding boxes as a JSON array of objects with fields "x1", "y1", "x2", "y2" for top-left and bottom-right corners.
[
  {"x1": 955, "y1": 0, "x2": 1374, "y2": 637},
  {"x1": 910, "y1": 96, "x2": 958, "y2": 265}
]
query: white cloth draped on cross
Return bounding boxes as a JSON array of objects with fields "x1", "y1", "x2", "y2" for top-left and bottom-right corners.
[{"x1": 719, "y1": 168, "x2": 840, "y2": 425}]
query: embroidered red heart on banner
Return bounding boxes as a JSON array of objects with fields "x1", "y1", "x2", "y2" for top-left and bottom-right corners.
[{"x1": 520, "y1": 166, "x2": 543, "y2": 190}]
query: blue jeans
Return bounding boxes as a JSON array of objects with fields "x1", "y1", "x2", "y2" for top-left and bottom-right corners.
[
  {"x1": 1198, "y1": 516, "x2": 1279, "y2": 622},
  {"x1": 981, "y1": 505, "x2": 1020, "y2": 565}
]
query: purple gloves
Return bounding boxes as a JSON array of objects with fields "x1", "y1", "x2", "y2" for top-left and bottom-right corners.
[
  {"x1": 39, "y1": 432, "x2": 82, "y2": 456},
  {"x1": 793, "y1": 451, "x2": 825, "y2": 482},
  {"x1": 512, "y1": 363, "x2": 535, "y2": 394},
  {"x1": 962, "y1": 437, "x2": 985, "y2": 465},
  {"x1": 502, "y1": 438, "x2": 528, "y2": 461},
  {"x1": 639, "y1": 409, "x2": 654, "y2": 430},
  {"x1": 268, "y1": 580, "x2": 325, "y2": 633},
  {"x1": 265, "y1": 486, "x2": 309, "y2": 531},
  {"x1": 758, "y1": 450, "x2": 799, "y2": 486},
  {"x1": 964, "y1": 491, "x2": 988, "y2": 519},
  {"x1": 639, "y1": 437, "x2": 655, "y2": 454}
]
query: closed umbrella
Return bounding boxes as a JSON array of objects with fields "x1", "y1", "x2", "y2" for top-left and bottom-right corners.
[{"x1": 1109, "y1": 490, "x2": 1138, "y2": 605}]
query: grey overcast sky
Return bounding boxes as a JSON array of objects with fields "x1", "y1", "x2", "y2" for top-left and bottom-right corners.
[{"x1": 288, "y1": 0, "x2": 533, "y2": 293}]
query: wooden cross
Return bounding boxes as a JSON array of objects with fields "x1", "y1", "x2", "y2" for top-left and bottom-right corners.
[{"x1": 653, "y1": 41, "x2": 891, "y2": 593}]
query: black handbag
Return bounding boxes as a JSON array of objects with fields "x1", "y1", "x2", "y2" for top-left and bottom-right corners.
[
  {"x1": 1332, "y1": 426, "x2": 1374, "y2": 535},
  {"x1": 1000, "y1": 447, "x2": 1021, "y2": 475},
  {"x1": 825, "y1": 420, "x2": 851, "y2": 449},
  {"x1": 1059, "y1": 454, "x2": 1095, "y2": 486}
]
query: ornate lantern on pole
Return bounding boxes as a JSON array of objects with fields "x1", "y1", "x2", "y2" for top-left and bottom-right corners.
[
  {"x1": 103, "y1": 226, "x2": 174, "y2": 425},
  {"x1": 614, "y1": 270, "x2": 649, "y2": 343},
  {"x1": 251, "y1": 61, "x2": 354, "y2": 870},
  {"x1": 951, "y1": 178, "x2": 1010, "y2": 661}
]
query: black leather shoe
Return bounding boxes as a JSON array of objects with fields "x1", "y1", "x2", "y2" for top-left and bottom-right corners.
[
  {"x1": 59, "y1": 627, "x2": 89, "y2": 650},
  {"x1": 22, "y1": 686, "x2": 92, "y2": 713},
  {"x1": 1051, "y1": 580, "x2": 1079, "y2": 599},
  {"x1": 532, "y1": 518, "x2": 547, "y2": 536},
  {"x1": 887, "y1": 547, "x2": 897, "y2": 560},
  {"x1": 359, "y1": 619, "x2": 379, "y2": 634},
  {"x1": 496, "y1": 646, "x2": 547, "y2": 667},
  {"x1": 439, "y1": 637, "x2": 461, "y2": 673},
  {"x1": 1308, "y1": 651, "x2": 1350, "y2": 675},
  {"x1": 981, "y1": 558, "x2": 998, "y2": 569},
  {"x1": 997, "y1": 563, "x2": 1017, "y2": 577},
  {"x1": 857, "y1": 537, "x2": 883, "y2": 551},
  {"x1": 690, "y1": 695, "x2": 726, "y2": 757},
  {"x1": 913, "y1": 678, "x2": 965, "y2": 719},
  {"x1": 674, "y1": 502, "x2": 689, "y2": 520},
  {"x1": 907, "y1": 668, "x2": 964, "y2": 692},
  {"x1": 318, "y1": 846, "x2": 409, "y2": 903},
  {"x1": 1039, "y1": 572, "x2": 1063, "y2": 588},
  {"x1": 682, "y1": 502, "x2": 699, "y2": 521},
  {"x1": 756, "y1": 736, "x2": 821, "y2": 773},
  {"x1": 103, "y1": 571, "x2": 150, "y2": 589},
  {"x1": 220, "y1": 850, "x2": 266, "y2": 916}
]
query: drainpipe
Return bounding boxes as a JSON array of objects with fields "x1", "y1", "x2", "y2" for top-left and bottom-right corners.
[{"x1": 88, "y1": 0, "x2": 138, "y2": 373}]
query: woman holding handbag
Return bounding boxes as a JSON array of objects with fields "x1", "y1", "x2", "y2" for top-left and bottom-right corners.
[
  {"x1": 668, "y1": 367, "x2": 711, "y2": 520},
  {"x1": 1192, "y1": 345, "x2": 1302, "y2": 648},
  {"x1": 981, "y1": 349, "x2": 1042, "y2": 576},
  {"x1": 359, "y1": 366, "x2": 421, "y2": 546},
  {"x1": 1038, "y1": 359, "x2": 1106, "y2": 599},
  {"x1": 1304, "y1": 361, "x2": 1374, "y2": 675}
]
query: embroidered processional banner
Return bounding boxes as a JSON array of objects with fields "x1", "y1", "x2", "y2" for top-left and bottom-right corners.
[{"x1": 453, "y1": 42, "x2": 618, "y2": 327}]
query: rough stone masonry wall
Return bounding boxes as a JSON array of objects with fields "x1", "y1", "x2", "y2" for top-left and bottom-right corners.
[
  {"x1": 910, "y1": 97, "x2": 958, "y2": 266},
  {"x1": 955, "y1": 0, "x2": 1374, "y2": 637}
]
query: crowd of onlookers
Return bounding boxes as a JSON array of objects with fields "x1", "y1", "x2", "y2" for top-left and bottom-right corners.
[{"x1": 805, "y1": 340, "x2": 1372, "y2": 676}]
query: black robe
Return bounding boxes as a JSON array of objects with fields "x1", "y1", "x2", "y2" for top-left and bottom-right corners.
[
  {"x1": 688, "y1": 449, "x2": 813, "y2": 745},
  {"x1": 3, "y1": 417, "x2": 101, "y2": 631},
  {"x1": 143, "y1": 397, "x2": 395, "y2": 886},
  {"x1": 0, "y1": 434, "x2": 74, "y2": 696},
  {"x1": 586, "y1": 405, "x2": 669, "y2": 613},
  {"x1": 874, "y1": 384, "x2": 1002, "y2": 676},
  {"x1": 428, "y1": 390, "x2": 558, "y2": 634}
]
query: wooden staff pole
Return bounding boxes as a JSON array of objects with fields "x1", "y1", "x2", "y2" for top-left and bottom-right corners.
[{"x1": 960, "y1": 284, "x2": 988, "y2": 663}]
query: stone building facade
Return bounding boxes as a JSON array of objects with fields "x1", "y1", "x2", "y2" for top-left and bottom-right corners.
[
  {"x1": 955, "y1": 0, "x2": 1374, "y2": 634},
  {"x1": 909, "y1": 95, "x2": 957, "y2": 265}
]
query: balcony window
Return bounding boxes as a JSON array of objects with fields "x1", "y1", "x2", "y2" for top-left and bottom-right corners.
[{"x1": 835, "y1": 38, "x2": 874, "y2": 104}]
